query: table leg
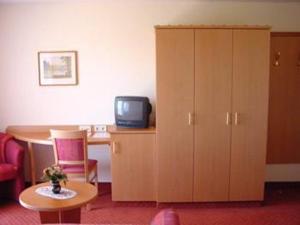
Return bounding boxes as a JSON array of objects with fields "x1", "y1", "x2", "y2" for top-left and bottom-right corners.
[
  {"x1": 27, "y1": 142, "x2": 36, "y2": 185},
  {"x1": 39, "y1": 211, "x2": 59, "y2": 224},
  {"x1": 60, "y1": 208, "x2": 81, "y2": 223},
  {"x1": 39, "y1": 208, "x2": 81, "y2": 224}
]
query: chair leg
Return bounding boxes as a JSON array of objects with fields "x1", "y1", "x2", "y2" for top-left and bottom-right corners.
[
  {"x1": 86, "y1": 165, "x2": 98, "y2": 211},
  {"x1": 94, "y1": 167, "x2": 99, "y2": 194}
]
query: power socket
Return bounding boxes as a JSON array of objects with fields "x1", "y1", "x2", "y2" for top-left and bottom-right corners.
[
  {"x1": 94, "y1": 125, "x2": 107, "y2": 133},
  {"x1": 79, "y1": 125, "x2": 92, "y2": 133}
]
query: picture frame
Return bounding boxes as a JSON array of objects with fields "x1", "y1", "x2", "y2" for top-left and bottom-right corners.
[{"x1": 38, "y1": 51, "x2": 78, "y2": 86}]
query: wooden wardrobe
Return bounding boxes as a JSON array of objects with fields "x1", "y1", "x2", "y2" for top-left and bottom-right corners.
[{"x1": 156, "y1": 25, "x2": 270, "y2": 202}]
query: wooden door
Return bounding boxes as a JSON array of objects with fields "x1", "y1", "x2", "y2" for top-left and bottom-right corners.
[
  {"x1": 230, "y1": 29, "x2": 270, "y2": 201},
  {"x1": 156, "y1": 29, "x2": 194, "y2": 202},
  {"x1": 111, "y1": 133, "x2": 155, "y2": 201},
  {"x1": 194, "y1": 29, "x2": 232, "y2": 201},
  {"x1": 267, "y1": 33, "x2": 300, "y2": 163}
]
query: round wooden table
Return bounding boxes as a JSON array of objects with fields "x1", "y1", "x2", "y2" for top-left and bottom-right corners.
[{"x1": 19, "y1": 181, "x2": 98, "y2": 224}]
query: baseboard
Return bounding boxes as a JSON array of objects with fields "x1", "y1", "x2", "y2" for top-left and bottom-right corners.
[
  {"x1": 266, "y1": 164, "x2": 300, "y2": 181},
  {"x1": 265, "y1": 181, "x2": 300, "y2": 188}
]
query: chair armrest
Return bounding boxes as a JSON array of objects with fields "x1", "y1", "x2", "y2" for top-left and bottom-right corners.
[{"x1": 5, "y1": 140, "x2": 25, "y2": 169}]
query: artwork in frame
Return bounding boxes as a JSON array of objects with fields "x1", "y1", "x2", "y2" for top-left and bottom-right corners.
[{"x1": 38, "y1": 51, "x2": 78, "y2": 86}]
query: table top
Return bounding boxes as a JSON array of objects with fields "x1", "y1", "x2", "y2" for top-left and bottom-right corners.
[
  {"x1": 19, "y1": 181, "x2": 98, "y2": 212},
  {"x1": 6, "y1": 125, "x2": 111, "y2": 145}
]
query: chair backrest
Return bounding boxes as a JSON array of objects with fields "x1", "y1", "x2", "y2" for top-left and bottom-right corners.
[{"x1": 50, "y1": 129, "x2": 88, "y2": 181}]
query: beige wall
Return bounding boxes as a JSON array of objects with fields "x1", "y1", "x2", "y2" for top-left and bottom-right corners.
[{"x1": 1, "y1": 0, "x2": 300, "y2": 182}]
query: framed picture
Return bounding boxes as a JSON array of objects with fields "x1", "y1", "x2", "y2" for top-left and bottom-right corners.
[{"x1": 38, "y1": 51, "x2": 78, "y2": 86}]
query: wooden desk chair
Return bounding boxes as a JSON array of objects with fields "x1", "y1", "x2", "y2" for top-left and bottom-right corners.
[{"x1": 50, "y1": 129, "x2": 98, "y2": 192}]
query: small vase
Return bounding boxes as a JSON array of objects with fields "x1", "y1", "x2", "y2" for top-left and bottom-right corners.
[{"x1": 51, "y1": 180, "x2": 61, "y2": 194}]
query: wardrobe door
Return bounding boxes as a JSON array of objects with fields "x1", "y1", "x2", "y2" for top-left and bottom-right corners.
[
  {"x1": 156, "y1": 29, "x2": 194, "y2": 202},
  {"x1": 194, "y1": 29, "x2": 232, "y2": 201},
  {"x1": 267, "y1": 34, "x2": 300, "y2": 163},
  {"x1": 230, "y1": 29, "x2": 270, "y2": 201}
]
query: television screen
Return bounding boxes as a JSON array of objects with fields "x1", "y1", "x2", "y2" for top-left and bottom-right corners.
[{"x1": 117, "y1": 100, "x2": 143, "y2": 121}]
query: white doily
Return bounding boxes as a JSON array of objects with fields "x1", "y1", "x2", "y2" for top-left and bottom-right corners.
[{"x1": 35, "y1": 186, "x2": 77, "y2": 200}]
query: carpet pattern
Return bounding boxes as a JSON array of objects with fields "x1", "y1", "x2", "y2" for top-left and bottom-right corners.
[{"x1": 0, "y1": 183, "x2": 300, "y2": 225}]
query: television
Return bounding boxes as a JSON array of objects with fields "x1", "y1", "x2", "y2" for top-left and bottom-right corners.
[{"x1": 115, "y1": 96, "x2": 152, "y2": 128}]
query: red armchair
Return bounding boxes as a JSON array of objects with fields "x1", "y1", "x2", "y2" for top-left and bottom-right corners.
[
  {"x1": 0, "y1": 133, "x2": 25, "y2": 201},
  {"x1": 150, "y1": 209, "x2": 180, "y2": 225}
]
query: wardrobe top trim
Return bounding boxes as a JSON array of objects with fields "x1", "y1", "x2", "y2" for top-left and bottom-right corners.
[{"x1": 155, "y1": 25, "x2": 271, "y2": 30}]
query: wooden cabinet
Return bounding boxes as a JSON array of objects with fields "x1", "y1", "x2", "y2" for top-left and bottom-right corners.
[
  {"x1": 156, "y1": 26, "x2": 270, "y2": 202},
  {"x1": 110, "y1": 128, "x2": 156, "y2": 201}
]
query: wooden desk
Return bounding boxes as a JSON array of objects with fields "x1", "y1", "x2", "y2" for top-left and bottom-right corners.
[
  {"x1": 6, "y1": 125, "x2": 111, "y2": 185},
  {"x1": 19, "y1": 181, "x2": 97, "y2": 224}
]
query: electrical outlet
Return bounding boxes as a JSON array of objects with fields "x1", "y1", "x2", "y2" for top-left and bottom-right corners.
[
  {"x1": 79, "y1": 125, "x2": 92, "y2": 133},
  {"x1": 94, "y1": 124, "x2": 107, "y2": 133}
]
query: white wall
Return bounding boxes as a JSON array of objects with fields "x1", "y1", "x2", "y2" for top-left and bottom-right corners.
[{"x1": 1, "y1": 0, "x2": 300, "y2": 182}]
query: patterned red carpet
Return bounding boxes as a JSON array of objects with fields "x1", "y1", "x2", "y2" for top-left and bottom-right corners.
[{"x1": 0, "y1": 183, "x2": 300, "y2": 225}]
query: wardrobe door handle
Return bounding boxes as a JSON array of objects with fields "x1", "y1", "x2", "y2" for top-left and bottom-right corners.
[
  {"x1": 234, "y1": 112, "x2": 239, "y2": 125},
  {"x1": 226, "y1": 112, "x2": 231, "y2": 125},
  {"x1": 188, "y1": 113, "x2": 193, "y2": 125}
]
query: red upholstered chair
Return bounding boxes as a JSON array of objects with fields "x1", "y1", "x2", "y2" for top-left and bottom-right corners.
[
  {"x1": 150, "y1": 209, "x2": 180, "y2": 225},
  {"x1": 0, "y1": 133, "x2": 25, "y2": 201},
  {"x1": 50, "y1": 129, "x2": 98, "y2": 190}
]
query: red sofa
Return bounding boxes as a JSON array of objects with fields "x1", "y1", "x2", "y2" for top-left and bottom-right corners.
[{"x1": 0, "y1": 133, "x2": 25, "y2": 201}]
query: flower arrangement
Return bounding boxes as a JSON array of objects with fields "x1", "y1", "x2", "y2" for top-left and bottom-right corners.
[{"x1": 42, "y1": 165, "x2": 68, "y2": 185}]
